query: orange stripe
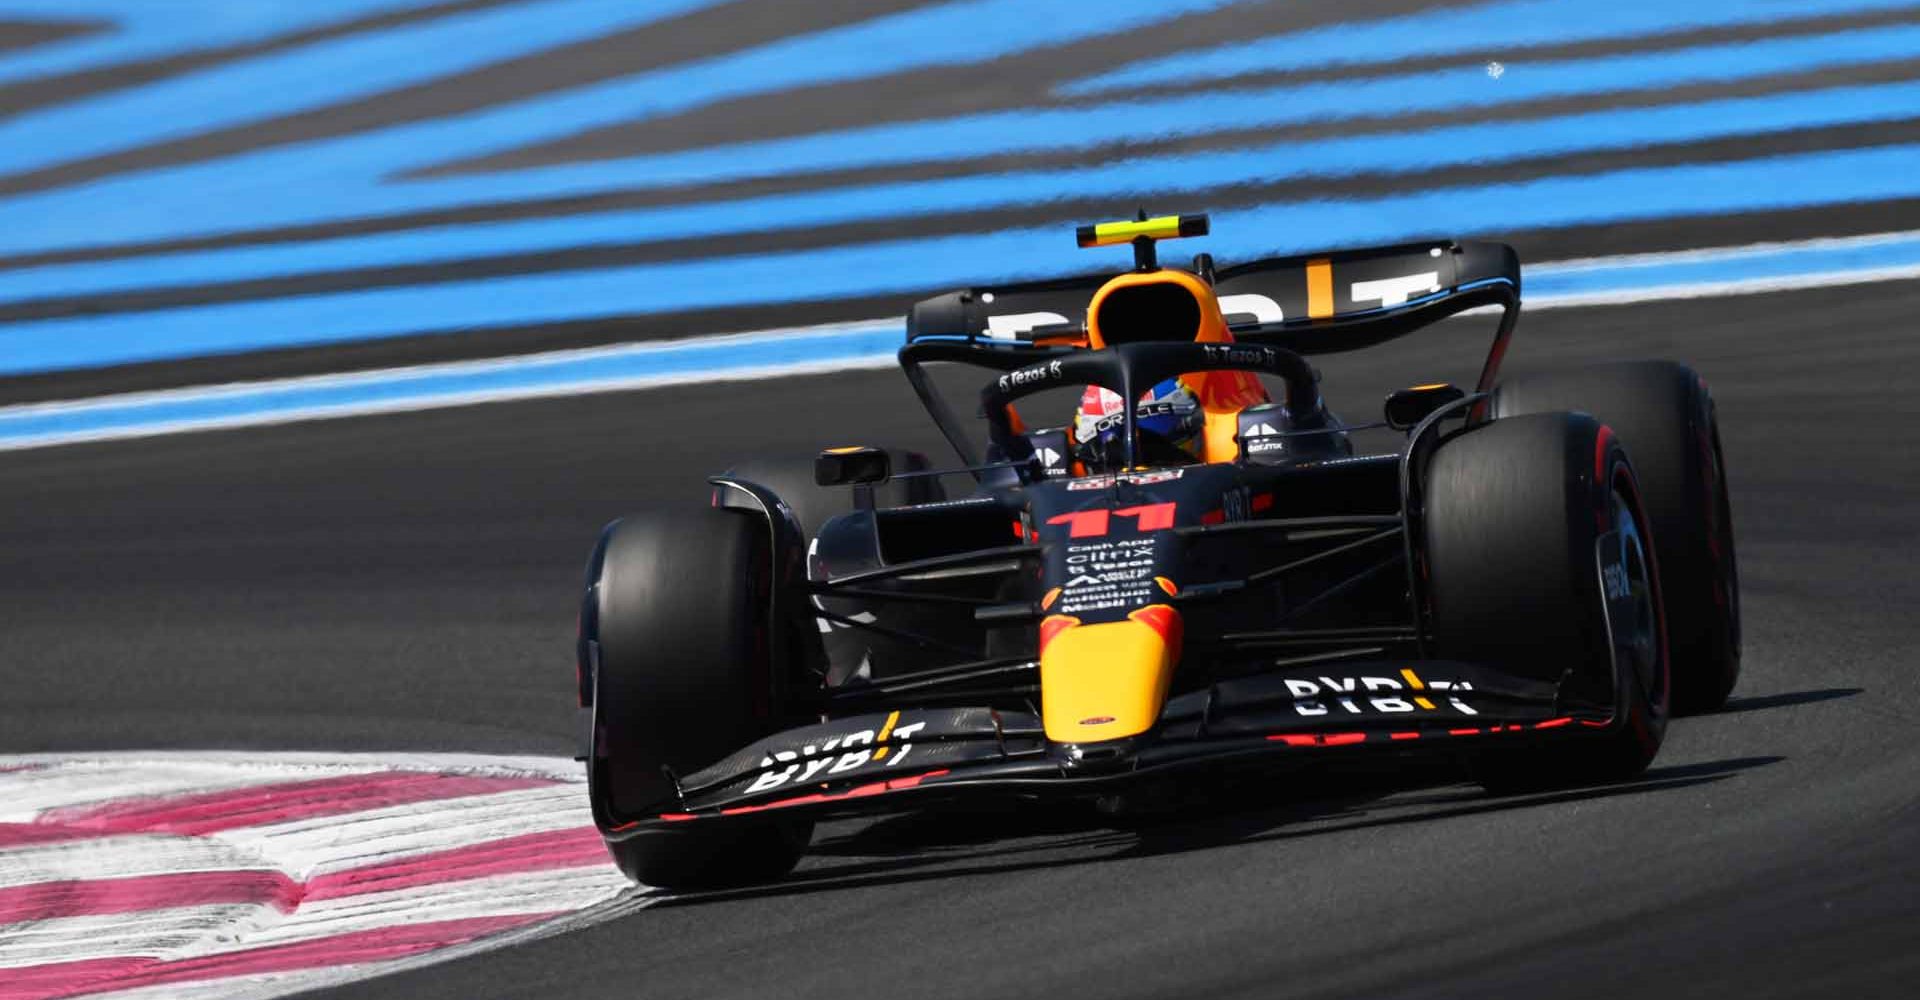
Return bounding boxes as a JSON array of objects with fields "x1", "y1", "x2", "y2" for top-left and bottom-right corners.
[
  {"x1": 873, "y1": 709, "x2": 901, "y2": 760},
  {"x1": 1306, "y1": 259, "x2": 1334, "y2": 318}
]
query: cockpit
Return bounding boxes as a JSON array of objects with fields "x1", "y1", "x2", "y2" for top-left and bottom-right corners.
[{"x1": 909, "y1": 214, "x2": 1349, "y2": 479}]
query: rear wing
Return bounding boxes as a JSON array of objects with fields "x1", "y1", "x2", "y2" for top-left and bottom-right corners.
[
  {"x1": 901, "y1": 237, "x2": 1522, "y2": 470},
  {"x1": 905, "y1": 240, "x2": 1520, "y2": 383}
]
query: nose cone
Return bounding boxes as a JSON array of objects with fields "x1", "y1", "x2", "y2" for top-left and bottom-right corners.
[{"x1": 1038, "y1": 605, "x2": 1183, "y2": 742}]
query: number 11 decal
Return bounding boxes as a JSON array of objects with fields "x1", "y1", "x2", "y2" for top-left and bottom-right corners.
[{"x1": 1046, "y1": 502, "x2": 1176, "y2": 538}]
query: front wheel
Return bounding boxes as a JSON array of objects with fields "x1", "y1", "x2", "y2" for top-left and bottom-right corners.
[
  {"x1": 1493, "y1": 361, "x2": 1738, "y2": 713},
  {"x1": 1423, "y1": 413, "x2": 1670, "y2": 790},
  {"x1": 581, "y1": 505, "x2": 810, "y2": 888}
]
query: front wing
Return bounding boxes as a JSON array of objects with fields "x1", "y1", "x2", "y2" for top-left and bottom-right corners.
[{"x1": 598, "y1": 659, "x2": 1615, "y2": 838}]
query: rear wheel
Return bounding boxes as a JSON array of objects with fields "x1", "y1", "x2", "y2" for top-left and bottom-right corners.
[
  {"x1": 1424, "y1": 413, "x2": 1669, "y2": 790},
  {"x1": 1493, "y1": 361, "x2": 1738, "y2": 713},
  {"x1": 583, "y1": 506, "x2": 810, "y2": 888}
]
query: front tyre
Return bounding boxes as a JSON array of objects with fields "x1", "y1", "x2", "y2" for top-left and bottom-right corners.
[
  {"x1": 1493, "y1": 361, "x2": 1738, "y2": 713},
  {"x1": 582, "y1": 506, "x2": 810, "y2": 888},
  {"x1": 1424, "y1": 413, "x2": 1669, "y2": 790}
]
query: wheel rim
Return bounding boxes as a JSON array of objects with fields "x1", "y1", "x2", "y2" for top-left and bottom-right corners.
[{"x1": 1609, "y1": 486, "x2": 1665, "y2": 715}]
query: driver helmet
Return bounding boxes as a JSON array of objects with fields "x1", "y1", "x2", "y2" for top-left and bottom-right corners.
[{"x1": 1074, "y1": 377, "x2": 1204, "y2": 468}]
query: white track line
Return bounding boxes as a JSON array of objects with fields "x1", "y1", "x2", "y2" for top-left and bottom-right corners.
[
  {"x1": 0, "y1": 354, "x2": 902, "y2": 453},
  {"x1": 235, "y1": 868, "x2": 628, "y2": 947},
  {"x1": 0, "y1": 905, "x2": 280, "y2": 969},
  {"x1": 72, "y1": 890, "x2": 657, "y2": 1000},
  {"x1": 1, "y1": 867, "x2": 626, "y2": 966},
  {"x1": 1524, "y1": 226, "x2": 1920, "y2": 272},
  {"x1": 220, "y1": 784, "x2": 591, "y2": 875},
  {"x1": 1526, "y1": 261, "x2": 1920, "y2": 309},
  {"x1": 0, "y1": 763, "x2": 389, "y2": 822},
  {"x1": 0, "y1": 751, "x2": 585, "y2": 780},
  {"x1": 0, "y1": 835, "x2": 273, "y2": 890},
  {"x1": 0, "y1": 319, "x2": 901, "y2": 419},
  {"x1": 4, "y1": 233, "x2": 1918, "y2": 455}
]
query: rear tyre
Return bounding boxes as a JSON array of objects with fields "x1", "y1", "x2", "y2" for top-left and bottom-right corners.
[
  {"x1": 1423, "y1": 413, "x2": 1669, "y2": 790},
  {"x1": 584, "y1": 506, "x2": 810, "y2": 888},
  {"x1": 1493, "y1": 361, "x2": 1739, "y2": 713}
]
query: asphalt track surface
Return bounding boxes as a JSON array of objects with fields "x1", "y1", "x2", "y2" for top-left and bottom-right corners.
[
  {"x1": 5, "y1": 279, "x2": 1919, "y2": 998},
  {"x1": 7, "y1": 1, "x2": 1920, "y2": 996}
]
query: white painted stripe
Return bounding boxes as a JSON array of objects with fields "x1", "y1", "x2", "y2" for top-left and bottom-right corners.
[
  {"x1": 0, "y1": 320, "x2": 898, "y2": 420},
  {"x1": 1526, "y1": 226, "x2": 1920, "y2": 273},
  {"x1": 1526, "y1": 261, "x2": 1920, "y2": 310},
  {"x1": 0, "y1": 834, "x2": 272, "y2": 890},
  {"x1": 0, "y1": 353, "x2": 900, "y2": 453},
  {"x1": 0, "y1": 763, "x2": 387, "y2": 823},
  {"x1": 0, "y1": 868, "x2": 624, "y2": 969},
  {"x1": 220, "y1": 785, "x2": 591, "y2": 875},
  {"x1": 236, "y1": 868, "x2": 628, "y2": 948},
  {"x1": 67, "y1": 892, "x2": 660, "y2": 1000},
  {"x1": 2, "y1": 905, "x2": 266, "y2": 946},
  {"x1": 0, "y1": 750, "x2": 585, "y2": 781},
  {"x1": 0, "y1": 903, "x2": 277, "y2": 969},
  {"x1": 2, "y1": 231, "x2": 1917, "y2": 455},
  {"x1": 72, "y1": 966, "x2": 396, "y2": 1000},
  {"x1": 0, "y1": 790, "x2": 590, "y2": 889}
]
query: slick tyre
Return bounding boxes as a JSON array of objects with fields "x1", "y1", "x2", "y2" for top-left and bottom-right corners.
[
  {"x1": 1423, "y1": 413, "x2": 1669, "y2": 790},
  {"x1": 583, "y1": 506, "x2": 809, "y2": 889},
  {"x1": 722, "y1": 448, "x2": 944, "y2": 542},
  {"x1": 1492, "y1": 361, "x2": 1739, "y2": 713}
]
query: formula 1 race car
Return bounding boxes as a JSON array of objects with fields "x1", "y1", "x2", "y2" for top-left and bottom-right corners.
[{"x1": 574, "y1": 214, "x2": 1740, "y2": 888}]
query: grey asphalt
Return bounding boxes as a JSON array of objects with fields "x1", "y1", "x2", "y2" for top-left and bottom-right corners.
[{"x1": 4, "y1": 280, "x2": 1917, "y2": 998}]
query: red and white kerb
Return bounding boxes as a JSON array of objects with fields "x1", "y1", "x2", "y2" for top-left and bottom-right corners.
[{"x1": 0, "y1": 753, "x2": 636, "y2": 1000}]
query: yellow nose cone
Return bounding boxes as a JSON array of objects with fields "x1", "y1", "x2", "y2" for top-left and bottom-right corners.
[{"x1": 1038, "y1": 606, "x2": 1183, "y2": 742}]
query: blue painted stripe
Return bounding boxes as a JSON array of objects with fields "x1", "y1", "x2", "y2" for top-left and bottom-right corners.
[
  {"x1": 0, "y1": 0, "x2": 441, "y2": 84},
  {"x1": 6, "y1": 77, "x2": 1920, "y2": 303},
  {"x1": 0, "y1": 0, "x2": 1239, "y2": 255},
  {"x1": 1061, "y1": 0, "x2": 1920, "y2": 95},
  {"x1": 379, "y1": 20, "x2": 1920, "y2": 216},
  {"x1": 6, "y1": 17, "x2": 1916, "y2": 255},
  {"x1": 7, "y1": 142, "x2": 1920, "y2": 377},
  {"x1": 4, "y1": 230, "x2": 1918, "y2": 450},
  {"x1": 0, "y1": 322, "x2": 904, "y2": 444},
  {"x1": 0, "y1": 0, "x2": 725, "y2": 177}
]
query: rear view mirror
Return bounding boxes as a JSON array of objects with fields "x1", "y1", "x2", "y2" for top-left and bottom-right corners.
[
  {"x1": 1384, "y1": 383, "x2": 1466, "y2": 431},
  {"x1": 815, "y1": 446, "x2": 891, "y2": 487}
]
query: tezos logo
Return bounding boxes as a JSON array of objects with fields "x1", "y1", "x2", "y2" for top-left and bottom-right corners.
[
  {"x1": 997, "y1": 359, "x2": 1064, "y2": 392},
  {"x1": 1202, "y1": 344, "x2": 1269, "y2": 367}
]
